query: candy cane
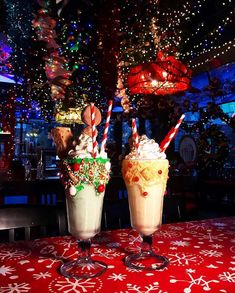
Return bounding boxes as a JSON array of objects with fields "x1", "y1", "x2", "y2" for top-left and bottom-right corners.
[
  {"x1": 132, "y1": 118, "x2": 140, "y2": 155},
  {"x1": 90, "y1": 103, "x2": 98, "y2": 158},
  {"x1": 160, "y1": 114, "x2": 185, "y2": 153},
  {"x1": 100, "y1": 100, "x2": 113, "y2": 154}
]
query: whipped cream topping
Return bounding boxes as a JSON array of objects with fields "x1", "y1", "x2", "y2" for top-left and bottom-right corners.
[
  {"x1": 68, "y1": 133, "x2": 107, "y2": 159},
  {"x1": 125, "y1": 135, "x2": 166, "y2": 160}
]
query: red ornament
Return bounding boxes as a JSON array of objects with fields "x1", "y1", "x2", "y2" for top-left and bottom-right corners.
[
  {"x1": 72, "y1": 163, "x2": 80, "y2": 172},
  {"x1": 128, "y1": 162, "x2": 133, "y2": 168},
  {"x1": 143, "y1": 191, "x2": 148, "y2": 196},
  {"x1": 134, "y1": 176, "x2": 139, "y2": 182},
  {"x1": 98, "y1": 184, "x2": 105, "y2": 193},
  {"x1": 158, "y1": 170, "x2": 162, "y2": 174},
  {"x1": 127, "y1": 51, "x2": 192, "y2": 96}
]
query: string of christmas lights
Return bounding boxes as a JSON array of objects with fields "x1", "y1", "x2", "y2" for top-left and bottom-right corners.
[
  {"x1": 181, "y1": 9, "x2": 235, "y2": 59},
  {"x1": 189, "y1": 39, "x2": 235, "y2": 69}
]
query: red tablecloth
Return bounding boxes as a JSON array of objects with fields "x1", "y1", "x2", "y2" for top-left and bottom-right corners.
[{"x1": 0, "y1": 217, "x2": 235, "y2": 293}]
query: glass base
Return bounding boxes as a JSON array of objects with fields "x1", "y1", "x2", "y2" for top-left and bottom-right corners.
[
  {"x1": 60, "y1": 259, "x2": 107, "y2": 279},
  {"x1": 125, "y1": 251, "x2": 169, "y2": 270}
]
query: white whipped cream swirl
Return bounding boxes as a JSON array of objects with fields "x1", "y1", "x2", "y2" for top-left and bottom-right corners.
[
  {"x1": 68, "y1": 133, "x2": 107, "y2": 159},
  {"x1": 125, "y1": 135, "x2": 166, "y2": 160}
]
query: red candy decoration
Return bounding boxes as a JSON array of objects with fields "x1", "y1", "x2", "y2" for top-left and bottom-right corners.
[
  {"x1": 97, "y1": 184, "x2": 105, "y2": 193},
  {"x1": 158, "y1": 170, "x2": 162, "y2": 174},
  {"x1": 134, "y1": 176, "x2": 139, "y2": 182},
  {"x1": 143, "y1": 191, "x2": 148, "y2": 196},
  {"x1": 128, "y1": 162, "x2": 133, "y2": 168},
  {"x1": 73, "y1": 163, "x2": 80, "y2": 172}
]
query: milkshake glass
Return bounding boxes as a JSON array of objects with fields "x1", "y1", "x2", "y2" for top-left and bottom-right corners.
[
  {"x1": 122, "y1": 135, "x2": 169, "y2": 270},
  {"x1": 60, "y1": 134, "x2": 111, "y2": 279},
  {"x1": 66, "y1": 184, "x2": 104, "y2": 241}
]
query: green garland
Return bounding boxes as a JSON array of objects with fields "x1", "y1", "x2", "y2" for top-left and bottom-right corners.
[
  {"x1": 62, "y1": 157, "x2": 110, "y2": 194},
  {"x1": 198, "y1": 125, "x2": 229, "y2": 169}
]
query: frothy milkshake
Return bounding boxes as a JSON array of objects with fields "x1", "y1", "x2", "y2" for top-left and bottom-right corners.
[
  {"x1": 62, "y1": 133, "x2": 111, "y2": 240},
  {"x1": 52, "y1": 103, "x2": 113, "y2": 279},
  {"x1": 66, "y1": 184, "x2": 104, "y2": 240},
  {"x1": 122, "y1": 135, "x2": 169, "y2": 236}
]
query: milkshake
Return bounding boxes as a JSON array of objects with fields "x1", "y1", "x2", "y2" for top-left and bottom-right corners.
[
  {"x1": 62, "y1": 133, "x2": 111, "y2": 240},
  {"x1": 66, "y1": 184, "x2": 104, "y2": 240},
  {"x1": 52, "y1": 103, "x2": 113, "y2": 279},
  {"x1": 122, "y1": 135, "x2": 169, "y2": 236}
]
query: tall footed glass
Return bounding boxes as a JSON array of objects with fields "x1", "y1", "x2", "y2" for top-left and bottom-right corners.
[
  {"x1": 60, "y1": 157, "x2": 110, "y2": 279},
  {"x1": 122, "y1": 158, "x2": 169, "y2": 270}
]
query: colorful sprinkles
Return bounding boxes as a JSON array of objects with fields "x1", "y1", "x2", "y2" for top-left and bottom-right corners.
[{"x1": 62, "y1": 157, "x2": 111, "y2": 196}]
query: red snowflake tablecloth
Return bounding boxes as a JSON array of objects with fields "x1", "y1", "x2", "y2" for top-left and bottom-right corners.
[{"x1": 0, "y1": 217, "x2": 235, "y2": 293}]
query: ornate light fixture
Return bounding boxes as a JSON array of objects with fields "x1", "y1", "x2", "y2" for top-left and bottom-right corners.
[
  {"x1": 55, "y1": 107, "x2": 83, "y2": 124},
  {"x1": 127, "y1": 51, "x2": 192, "y2": 96}
]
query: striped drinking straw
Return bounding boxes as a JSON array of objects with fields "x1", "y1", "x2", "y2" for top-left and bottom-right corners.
[
  {"x1": 90, "y1": 103, "x2": 98, "y2": 158},
  {"x1": 100, "y1": 100, "x2": 113, "y2": 154},
  {"x1": 160, "y1": 114, "x2": 185, "y2": 153},
  {"x1": 131, "y1": 118, "x2": 140, "y2": 155}
]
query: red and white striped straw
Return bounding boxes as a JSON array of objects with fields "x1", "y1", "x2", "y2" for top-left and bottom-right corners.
[
  {"x1": 160, "y1": 114, "x2": 185, "y2": 153},
  {"x1": 100, "y1": 100, "x2": 113, "y2": 154},
  {"x1": 132, "y1": 118, "x2": 140, "y2": 155},
  {"x1": 90, "y1": 103, "x2": 98, "y2": 158}
]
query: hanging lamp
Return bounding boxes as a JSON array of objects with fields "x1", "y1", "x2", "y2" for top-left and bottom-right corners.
[{"x1": 127, "y1": 51, "x2": 192, "y2": 95}]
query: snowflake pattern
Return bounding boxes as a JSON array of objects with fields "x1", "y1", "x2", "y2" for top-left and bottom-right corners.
[
  {"x1": 157, "y1": 230, "x2": 181, "y2": 239},
  {"x1": 186, "y1": 222, "x2": 208, "y2": 232},
  {"x1": 200, "y1": 250, "x2": 223, "y2": 258},
  {"x1": 0, "y1": 282, "x2": 31, "y2": 293},
  {"x1": 170, "y1": 270, "x2": 219, "y2": 292},
  {"x1": 38, "y1": 247, "x2": 72, "y2": 268},
  {"x1": 32, "y1": 272, "x2": 52, "y2": 280},
  {"x1": 196, "y1": 232, "x2": 227, "y2": 243},
  {"x1": 218, "y1": 272, "x2": 235, "y2": 282},
  {"x1": 1, "y1": 217, "x2": 235, "y2": 292},
  {"x1": 107, "y1": 273, "x2": 127, "y2": 281},
  {"x1": 0, "y1": 265, "x2": 15, "y2": 276},
  {"x1": 168, "y1": 253, "x2": 204, "y2": 266},
  {"x1": 171, "y1": 240, "x2": 190, "y2": 247},
  {"x1": 48, "y1": 277, "x2": 102, "y2": 293},
  {"x1": 209, "y1": 244, "x2": 224, "y2": 249},
  {"x1": 125, "y1": 282, "x2": 168, "y2": 293},
  {"x1": 93, "y1": 248, "x2": 124, "y2": 259},
  {"x1": 55, "y1": 238, "x2": 76, "y2": 248},
  {"x1": 0, "y1": 249, "x2": 31, "y2": 260}
]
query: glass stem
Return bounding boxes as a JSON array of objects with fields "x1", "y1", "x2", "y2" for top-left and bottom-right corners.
[
  {"x1": 77, "y1": 240, "x2": 92, "y2": 263},
  {"x1": 141, "y1": 235, "x2": 153, "y2": 254}
]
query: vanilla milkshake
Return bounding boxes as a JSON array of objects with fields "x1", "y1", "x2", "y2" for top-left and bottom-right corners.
[
  {"x1": 122, "y1": 135, "x2": 169, "y2": 236},
  {"x1": 62, "y1": 133, "x2": 111, "y2": 240},
  {"x1": 66, "y1": 179, "x2": 105, "y2": 240}
]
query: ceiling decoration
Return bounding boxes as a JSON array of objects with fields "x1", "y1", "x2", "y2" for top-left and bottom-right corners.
[
  {"x1": 127, "y1": 51, "x2": 192, "y2": 96},
  {"x1": 0, "y1": 0, "x2": 234, "y2": 121}
]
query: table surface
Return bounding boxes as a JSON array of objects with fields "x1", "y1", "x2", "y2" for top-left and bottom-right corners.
[{"x1": 1, "y1": 217, "x2": 235, "y2": 293}]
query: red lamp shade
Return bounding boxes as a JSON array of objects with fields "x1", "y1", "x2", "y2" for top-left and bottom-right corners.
[{"x1": 127, "y1": 51, "x2": 192, "y2": 95}]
